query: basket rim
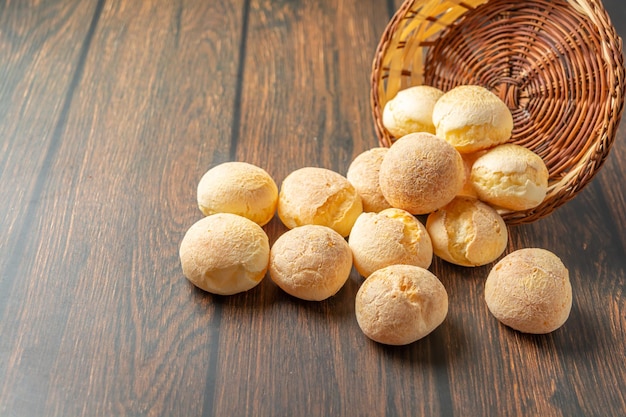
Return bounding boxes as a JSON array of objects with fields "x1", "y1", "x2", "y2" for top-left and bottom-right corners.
[{"x1": 370, "y1": 0, "x2": 626, "y2": 224}]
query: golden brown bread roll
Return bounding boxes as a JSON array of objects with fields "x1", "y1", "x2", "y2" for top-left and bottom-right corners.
[
  {"x1": 484, "y1": 248, "x2": 572, "y2": 334},
  {"x1": 382, "y1": 85, "x2": 444, "y2": 139},
  {"x1": 179, "y1": 213, "x2": 270, "y2": 295},
  {"x1": 346, "y1": 147, "x2": 392, "y2": 213},
  {"x1": 277, "y1": 167, "x2": 363, "y2": 237},
  {"x1": 269, "y1": 225, "x2": 353, "y2": 301},
  {"x1": 470, "y1": 144, "x2": 549, "y2": 211},
  {"x1": 457, "y1": 151, "x2": 485, "y2": 198},
  {"x1": 349, "y1": 208, "x2": 432, "y2": 277},
  {"x1": 197, "y1": 161, "x2": 278, "y2": 226},
  {"x1": 426, "y1": 197, "x2": 508, "y2": 267},
  {"x1": 355, "y1": 264, "x2": 448, "y2": 345},
  {"x1": 432, "y1": 85, "x2": 513, "y2": 153},
  {"x1": 378, "y1": 132, "x2": 465, "y2": 215}
]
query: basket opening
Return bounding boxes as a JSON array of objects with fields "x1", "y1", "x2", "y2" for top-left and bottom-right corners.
[{"x1": 372, "y1": 0, "x2": 626, "y2": 223}]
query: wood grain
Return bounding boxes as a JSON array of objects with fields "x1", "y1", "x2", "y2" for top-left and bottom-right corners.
[
  {"x1": 1, "y1": 1, "x2": 245, "y2": 416},
  {"x1": 0, "y1": 2, "x2": 104, "y2": 415},
  {"x1": 0, "y1": 0, "x2": 625, "y2": 416},
  {"x1": 41, "y1": 2, "x2": 249, "y2": 415}
]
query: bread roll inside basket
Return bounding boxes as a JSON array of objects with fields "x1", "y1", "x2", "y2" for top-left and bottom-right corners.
[{"x1": 371, "y1": 0, "x2": 626, "y2": 224}]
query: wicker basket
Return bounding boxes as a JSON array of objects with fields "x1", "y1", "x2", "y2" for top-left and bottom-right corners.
[{"x1": 371, "y1": 0, "x2": 625, "y2": 224}]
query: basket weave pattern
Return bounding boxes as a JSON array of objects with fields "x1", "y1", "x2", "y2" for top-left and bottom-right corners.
[{"x1": 371, "y1": 0, "x2": 625, "y2": 224}]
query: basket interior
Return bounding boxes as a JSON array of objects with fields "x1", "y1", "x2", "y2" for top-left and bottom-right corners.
[{"x1": 372, "y1": 0, "x2": 625, "y2": 223}]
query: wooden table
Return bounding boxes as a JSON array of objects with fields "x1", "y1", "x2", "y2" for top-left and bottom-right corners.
[{"x1": 1, "y1": 1, "x2": 625, "y2": 416}]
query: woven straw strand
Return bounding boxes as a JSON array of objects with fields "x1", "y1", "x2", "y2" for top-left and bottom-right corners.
[{"x1": 371, "y1": 0, "x2": 625, "y2": 224}]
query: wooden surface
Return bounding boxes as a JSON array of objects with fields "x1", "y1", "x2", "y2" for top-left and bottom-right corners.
[{"x1": 1, "y1": 0, "x2": 625, "y2": 416}]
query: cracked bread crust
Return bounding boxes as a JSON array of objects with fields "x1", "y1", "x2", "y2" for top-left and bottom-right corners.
[
  {"x1": 269, "y1": 225, "x2": 353, "y2": 301},
  {"x1": 278, "y1": 167, "x2": 363, "y2": 237},
  {"x1": 484, "y1": 248, "x2": 572, "y2": 334},
  {"x1": 355, "y1": 264, "x2": 448, "y2": 345},
  {"x1": 379, "y1": 132, "x2": 465, "y2": 215},
  {"x1": 470, "y1": 144, "x2": 549, "y2": 211},
  {"x1": 349, "y1": 208, "x2": 433, "y2": 277},
  {"x1": 426, "y1": 197, "x2": 508, "y2": 267},
  {"x1": 179, "y1": 213, "x2": 270, "y2": 295}
]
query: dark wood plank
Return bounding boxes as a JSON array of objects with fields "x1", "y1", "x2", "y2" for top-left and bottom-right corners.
[
  {"x1": 235, "y1": 0, "x2": 391, "y2": 176},
  {"x1": 0, "y1": 0, "x2": 625, "y2": 416},
  {"x1": 0, "y1": 2, "x2": 104, "y2": 415},
  {"x1": 43, "y1": 2, "x2": 248, "y2": 415},
  {"x1": 0, "y1": 0, "x2": 101, "y2": 299},
  {"x1": 212, "y1": 1, "x2": 626, "y2": 416},
  {"x1": 1, "y1": 1, "x2": 245, "y2": 416},
  {"x1": 207, "y1": 0, "x2": 407, "y2": 416}
]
